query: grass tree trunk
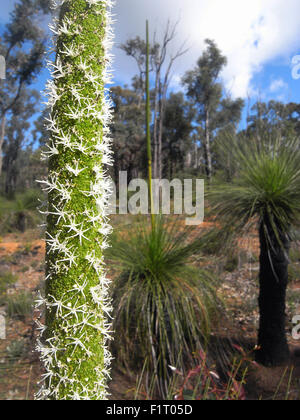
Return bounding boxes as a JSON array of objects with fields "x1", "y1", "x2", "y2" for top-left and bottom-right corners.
[
  {"x1": 256, "y1": 217, "x2": 290, "y2": 366},
  {"x1": 36, "y1": 0, "x2": 114, "y2": 400}
]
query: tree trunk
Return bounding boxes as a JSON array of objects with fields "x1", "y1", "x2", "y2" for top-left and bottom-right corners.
[
  {"x1": 204, "y1": 108, "x2": 212, "y2": 182},
  {"x1": 194, "y1": 138, "x2": 198, "y2": 169},
  {"x1": 158, "y1": 118, "x2": 163, "y2": 179},
  {"x1": 256, "y1": 217, "x2": 290, "y2": 366},
  {"x1": 5, "y1": 151, "x2": 18, "y2": 197},
  {"x1": 5, "y1": 165, "x2": 17, "y2": 197},
  {"x1": 158, "y1": 82, "x2": 166, "y2": 180},
  {"x1": 16, "y1": 211, "x2": 26, "y2": 233},
  {"x1": 185, "y1": 151, "x2": 192, "y2": 168},
  {"x1": 0, "y1": 115, "x2": 6, "y2": 177}
]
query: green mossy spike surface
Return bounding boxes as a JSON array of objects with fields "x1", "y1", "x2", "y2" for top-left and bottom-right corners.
[{"x1": 36, "y1": 0, "x2": 114, "y2": 400}]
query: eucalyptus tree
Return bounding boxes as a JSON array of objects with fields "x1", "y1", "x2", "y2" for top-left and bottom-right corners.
[
  {"x1": 36, "y1": 0, "x2": 114, "y2": 400},
  {"x1": 3, "y1": 89, "x2": 39, "y2": 196},
  {"x1": 246, "y1": 100, "x2": 300, "y2": 140},
  {"x1": 110, "y1": 85, "x2": 145, "y2": 182},
  {"x1": 121, "y1": 22, "x2": 187, "y2": 179},
  {"x1": 163, "y1": 92, "x2": 195, "y2": 178},
  {"x1": 0, "y1": 0, "x2": 51, "y2": 176},
  {"x1": 182, "y1": 40, "x2": 228, "y2": 182}
]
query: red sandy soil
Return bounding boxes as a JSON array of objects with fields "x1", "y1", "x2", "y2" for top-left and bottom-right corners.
[
  {"x1": 0, "y1": 226, "x2": 299, "y2": 400},
  {"x1": 0, "y1": 240, "x2": 45, "y2": 256}
]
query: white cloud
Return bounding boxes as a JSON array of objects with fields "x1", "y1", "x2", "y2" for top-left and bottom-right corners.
[
  {"x1": 113, "y1": 0, "x2": 300, "y2": 98},
  {"x1": 269, "y1": 78, "x2": 288, "y2": 93}
]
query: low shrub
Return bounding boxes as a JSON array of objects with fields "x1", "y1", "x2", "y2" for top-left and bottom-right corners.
[
  {"x1": 0, "y1": 272, "x2": 17, "y2": 304},
  {"x1": 174, "y1": 347, "x2": 254, "y2": 400},
  {"x1": 224, "y1": 254, "x2": 239, "y2": 272},
  {"x1": 6, "y1": 291, "x2": 33, "y2": 320},
  {"x1": 6, "y1": 339, "x2": 26, "y2": 362},
  {"x1": 0, "y1": 189, "x2": 42, "y2": 234}
]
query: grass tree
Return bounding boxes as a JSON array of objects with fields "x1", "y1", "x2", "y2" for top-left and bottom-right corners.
[
  {"x1": 108, "y1": 217, "x2": 220, "y2": 398},
  {"x1": 209, "y1": 136, "x2": 300, "y2": 366},
  {"x1": 106, "y1": 22, "x2": 221, "y2": 399},
  {"x1": 36, "y1": 0, "x2": 114, "y2": 400}
]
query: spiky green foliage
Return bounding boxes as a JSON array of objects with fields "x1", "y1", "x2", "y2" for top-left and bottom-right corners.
[
  {"x1": 107, "y1": 217, "x2": 221, "y2": 398},
  {"x1": 0, "y1": 189, "x2": 42, "y2": 233},
  {"x1": 36, "y1": 0, "x2": 114, "y2": 400},
  {"x1": 209, "y1": 137, "x2": 300, "y2": 235}
]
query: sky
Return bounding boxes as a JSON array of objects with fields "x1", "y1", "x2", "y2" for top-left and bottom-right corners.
[
  {"x1": 1, "y1": 0, "x2": 300, "y2": 124},
  {"x1": 112, "y1": 0, "x2": 300, "y2": 104}
]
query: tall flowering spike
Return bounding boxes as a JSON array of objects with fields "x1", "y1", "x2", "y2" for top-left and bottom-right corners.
[{"x1": 36, "y1": 0, "x2": 114, "y2": 400}]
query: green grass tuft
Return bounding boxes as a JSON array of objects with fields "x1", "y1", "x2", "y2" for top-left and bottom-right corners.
[
  {"x1": 7, "y1": 291, "x2": 33, "y2": 320},
  {"x1": 107, "y1": 216, "x2": 222, "y2": 398}
]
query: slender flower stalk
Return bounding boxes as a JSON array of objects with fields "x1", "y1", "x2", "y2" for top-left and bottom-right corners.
[
  {"x1": 145, "y1": 20, "x2": 155, "y2": 231},
  {"x1": 36, "y1": 0, "x2": 115, "y2": 400}
]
